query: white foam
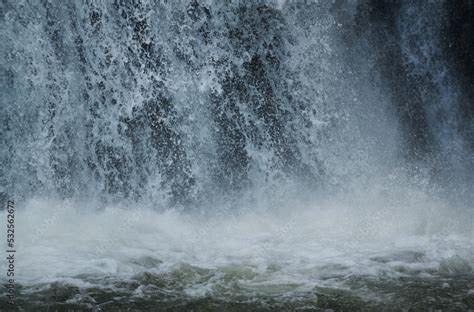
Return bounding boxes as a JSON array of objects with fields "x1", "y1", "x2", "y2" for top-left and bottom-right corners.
[{"x1": 1, "y1": 196, "x2": 472, "y2": 293}]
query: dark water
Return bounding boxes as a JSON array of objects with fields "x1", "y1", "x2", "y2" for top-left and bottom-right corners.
[{"x1": 1, "y1": 272, "x2": 473, "y2": 311}]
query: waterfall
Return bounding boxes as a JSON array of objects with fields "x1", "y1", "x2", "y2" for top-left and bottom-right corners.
[
  {"x1": 2, "y1": 1, "x2": 472, "y2": 208},
  {"x1": 1, "y1": 1, "x2": 473, "y2": 310}
]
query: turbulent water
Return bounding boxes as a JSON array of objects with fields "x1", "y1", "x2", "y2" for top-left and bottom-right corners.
[{"x1": 1, "y1": 0, "x2": 473, "y2": 311}]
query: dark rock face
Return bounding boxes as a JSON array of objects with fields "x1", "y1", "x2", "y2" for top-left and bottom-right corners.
[
  {"x1": 444, "y1": 0, "x2": 474, "y2": 150},
  {"x1": 346, "y1": 1, "x2": 431, "y2": 160},
  {"x1": 338, "y1": 0, "x2": 473, "y2": 167}
]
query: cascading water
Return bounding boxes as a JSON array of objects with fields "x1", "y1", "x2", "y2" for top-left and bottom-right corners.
[{"x1": 1, "y1": 0, "x2": 473, "y2": 310}]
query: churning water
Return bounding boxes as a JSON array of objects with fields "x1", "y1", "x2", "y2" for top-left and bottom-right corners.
[{"x1": 1, "y1": 0, "x2": 473, "y2": 310}]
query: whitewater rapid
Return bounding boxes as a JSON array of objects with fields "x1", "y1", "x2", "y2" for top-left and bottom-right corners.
[{"x1": 3, "y1": 194, "x2": 472, "y2": 300}]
